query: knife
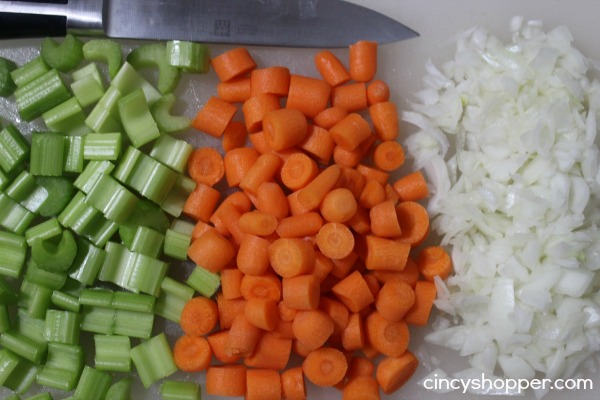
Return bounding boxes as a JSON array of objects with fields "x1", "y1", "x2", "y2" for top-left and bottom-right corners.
[{"x1": 0, "y1": 0, "x2": 418, "y2": 47}]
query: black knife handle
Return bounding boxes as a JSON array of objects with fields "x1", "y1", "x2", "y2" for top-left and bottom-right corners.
[{"x1": 0, "y1": 0, "x2": 68, "y2": 39}]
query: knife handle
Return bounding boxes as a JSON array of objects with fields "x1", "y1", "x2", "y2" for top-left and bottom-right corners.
[{"x1": 0, "y1": 12, "x2": 66, "y2": 39}]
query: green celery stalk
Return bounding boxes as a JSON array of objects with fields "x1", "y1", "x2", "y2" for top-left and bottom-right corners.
[
  {"x1": 40, "y1": 34, "x2": 84, "y2": 72},
  {"x1": 117, "y1": 88, "x2": 160, "y2": 148},
  {"x1": 0, "y1": 56, "x2": 18, "y2": 97},
  {"x1": 127, "y1": 43, "x2": 181, "y2": 94},
  {"x1": 160, "y1": 380, "x2": 201, "y2": 400},
  {"x1": 14, "y1": 69, "x2": 71, "y2": 122},
  {"x1": 150, "y1": 93, "x2": 191, "y2": 133},
  {"x1": 34, "y1": 176, "x2": 76, "y2": 218},
  {"x1": 30, "y1": 230, "x2": 78, "y2": 273},
  {"x1": 72, "y1": 365, "x2": 111, "y2": 400},
  {"x1": 166, "y1": 40, "x2": 210, "y2": 73},
  {"x1": 130, "y1": 333, "x2": 177, "y2": 388},
  {"x1": 0, "y1": 230, "x2": 27, "y2": 278},
  {"x1": 82, "y1": 39, "x2": 123, "y2": 79},
  {"x1": 0, "y1": 124, "x2": 29, "y2": 175},
  {"x1": 36, "y1": 342, "x2": 84, "y2": 391},
  {"x1": 29, "y1": 132, "x2": 64, "y2": 177},
  {"x1": 10, "y1": 56, "x2": 49, "y2": 88},
  {"x1": 186, "y1": 266, "x2": 221, "y2": 298},
  {"x1": 93, "y1": 334, "x2": 131, "y2": 372}
]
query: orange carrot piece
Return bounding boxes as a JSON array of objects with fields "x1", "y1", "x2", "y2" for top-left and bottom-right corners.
[
  {"x1": 248, "y1": 130, "x2": 272, "y2": 154},
  {"x1": 316, "y1": 222, "x2": 355, "y2": 260},
  {"x1": 366, "y1": 79, "x2": 390, "y2": 105},
  {"x1": 404, "y1": 280, "x2": 437, "y2": 326},
  {"x1": 293, "y1": 338, "x2": 314, "y2": 358},
  {"x1": 320, "y1": 188, "x2": 357, "y2": 223},
  {"x1": 225, "y1": 313, "x2": 263, "y2": 357},
  {"x1": 192, "y1": 96, "x2": 237, "y2": 138},
  {"x1": 278, "y1": 301, "x2": 299, "y2": 322},
  {"x1": 282, "y1": 274, "x2": 320, "y2": 311},
  {"x1": 239, "y1": 211, "x2": 278, "y2": 236},
  {"x1": 292, "y1": 310, "x2": 335, "y2": 352},
  {"x1": 280, "y1": 152, "x2": 319, "y2": 191},
  {"x1": 347, "y1": 205, "x2": 371, "y2": 235},
  {"x1": 207, "y1": 330, "x2": 242, "y2": 364},
  {"x1": 358, "y1": 179, "x2": 386, "y2": 209},
  {"x1": 245, "y1": 331, "x2": 292, "y2": 370},
  {"x1": 222, "y1": 120, "x2": 249, "y2": 151},
  {"x1": 331, "y1": 271, "x2": 374, "y2": 313},
  {"x1": 237, "y1": 234, "x2": 271, "y2": 276},
  {"x1": 372, "y1": 257, "x2": 420, "y2": 288},
  {"x1": 369, "y1": 200, "x2": 402, "y2": 238},
  {"x1": 373, "y1": 140, "x2": 405, "y2": 172},
  {"x1": 356, "y1": 164, "x2": 389, "y2": 187},
  {"x1": 220, "y1": 268, "x2": 244, "y2": 299},
  {"x1": 302, "y1": 347, "x2": 348, "y2": 387},
  {"x1": 245, "y1": 297, "x2": 280, "y2": 331},
  {"x1": 330, "y1": 251, "x2": 358, "y2": 280},
  {"x1": 223, "y1": 146, "x2": 260, "y2": 188},
  {"x1": 180, "y1": 296, "x2": 219, "y2": 337},
  {"x1": 369, "y1": 101, "x2": 399, "y2": 142},
  {"x1": 363, "y1": 273, "x2": 381, "y2": 300},
  {"x1": 242, "y1": 93, "x2": 281, "y2": 133},
  {"x1": 239, "y1": 152, "x2": 282, "y2": 195},
  {"x1": 349, "y1": 40, "x2": 377, "y2": 82},
  {"x1": 298, "y1": 124, "x2": 336, "y2": 165},
  {"x1": 364, "y1": 235, "x2": 410, "y2": 272},
  {"x1": 296, "y1": 164, "x2": 341, "y2": 212},
  {"x1": 347, "y1": 356, "x2": 375, "y2": 381},
  {"x1": 262, "y1": 108, "x2": 308, "y2": 152},
  {"x1": 375, "y1": 280, "x2": 415, "y2": 322},
  {"x1": 240, "y1": 272, "x2": 283, "y2": 302},
  {"x1": 173, "y1": 335, "x2": 212, "y2": 372},
  {"x1": 342, "y1": 376, "x2": 380, "y2": 400},
  {"x1": 246, "y1": 368, "x2": 282, "y2": 400},
  {"x1": 287, "y1": 190, "x2": 310, "y2": 216},
  {"x1": 210, "y1": 190, "x2": 252, "y2": 235},
  {"x1": 206, "y1": 365, "x2": 247, "y2": 397},
  {"x1": 313, "y1": 251, "x2": 335, "y2": 282},
  {"x1": 269, "y1": 237, "x2": 316, "y2": 278},
  {"x1": 187, "y1": 229, "x2": 235, "y2": 273},
  {"x1": 273, "y1": 318, "x2": 295, "y2": 340},
  {"x1": 331, "y1": 82, "x2": 368, "y2": 113},
  {"x1": 333, "y1": 144, "x2": 366, "y2": 169},
  {"x1": 216, "y1": 200, "x2": 245, "y2": 245},
  {"x1": 314, "y1": 50, "x2": 351, "y2": 87},
  {"x1": 319, "y1": 297, "x2": 350, "y2": 336},
  {"x1": 376, "y1": 351, "x2": 419, "y2": 394},
  {"x1": 281, "y1": 366, "x2": 307, "y2": 400},
  {"x1": 365, "y1": 311, "x2": 409, "y2": 357},
  {"x1": 417, "y1": 245, "x2": 452, "y2": 281},
  {"x1": 255, "y1": 181, "x2": 290, "y2": 220},
  {"x1": 191, "y1": 220, "x2": 214, "y2": 242},
  {"x1": 396, "y1": 201, "x2": 430, "y2": 247},
  {"x1": 313, "y1": 106, "x2": 349, "y2": 130},
  {"x1": 329, "y1": 113, "x2": 371, "y2": 151},
  {"x1": 187, "y1": 147, "x2": 225, "y2": 186},
  {"x1": 182, "y1": 182, "x2": 221, "y2": 222},
  {"x1": 250, "y1": 66, "x2": 291, "y2": 97},
  {"x1": 274, "y1": 212, "x2": 322, "y2": 239},
  {"x1": 337, "y1": 167, "x2": 366, "y2": 199},
  {"x1": 216, "y1": 294, "x2": 246, "y2": 329},
  {"x1": 286, "y1": 74, "x2": 332, "y2": 119},
  {"x1": 385, "y1": 183, "x2": 400, "y2": 205},
  {"x1": 392, "y1": 171, "x2": 429, "y2": 202},
  {"x1": 217, "y1": 77, "x2": 251, "y2": 103},
  {"x1": 211, "y1": 47, "x2": 257, "y2": 82}
]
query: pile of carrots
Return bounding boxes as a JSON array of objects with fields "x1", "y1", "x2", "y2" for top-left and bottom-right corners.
[{"x1": 176, "y1": 40, "x2": 452, "y2": 399}]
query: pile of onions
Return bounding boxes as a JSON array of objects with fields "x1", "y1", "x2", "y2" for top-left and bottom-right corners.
[{"x1": 404, "y1": 17, "x2": 600, "y2": 397}]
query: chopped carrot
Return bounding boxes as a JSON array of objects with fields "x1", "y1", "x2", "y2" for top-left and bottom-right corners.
[
  {"x1": 220, "y1": 268, "x2": 244, "y2": 299},
  {"x1": 314, "y1": 50, "x2": 351, "y2": 87},
  {"x1": 320, "y1": 188, "x2": 357, "y2": 223},
  {"x1": 395, "y1": 201, "x2": 430, "y2": 247},
  {"x1": 187, "y1": 229, "x2": 235, "y2": 273},
  {"x1": 337, "y1": 167, "x2": 367, "y2": 199},
  {"x1": 373, "y1": 140, "x2": 405, "y2": 172},
  {"x1": 239, "y1": 152, "x2": 282, "y2": 195},
  {"x1": 276, "y1": 212, "x2": 323, "y2": 238},
  {"x1": 347, "y1": 205, "x2": 371, "y2": 235},
  {"x1": 242, "y1": 93, "x2": 281, "y2": 133},
  {"x1": 282, "y1": 274, "x2": 320, "y2": 311},
  {"x1": 173, "y1": 335, "x2": 212, "y2": 372},
  {"x1": 191, "y1": 220, "x2": 215, "y2": 242},
  {"x1": 372, "y1": 257, "x2": 420, "y2": 288},
  {"x1": 404, "y1": 280, "x2": 437, "y2": 326},
  {"x1": 331, "y1": 270, "x2": 374, "y2": 313},
  {"x1": 182, "y1": 182, "x2": 221, "y2": 222},
  {"x1": 366, "y1": 79, "x2": 390, "y2": 105},
  {"x1": 392, "y1": 171, "x2": 429, "y2": 202},
  {"x1": 206, "y1": 365, "x2": 247, "y2": 397},
  {"x1": 287, "y1": 190, "x2": 310, "y2": 216},
  {"x1": 216, "y1": 294, "x2": 246, "y2": 329},
  {"x1": 312, "y1": 251, "x2": 335, "y2": 282},
  {"x1": 329, "y1": 113, "x2": 371, "y2": 151},
  {"x1": 316, "y1": 222, "x2": 355, "y2": 260},
  {"x1": 210, "y1": 190, "x2": 252, "y2": 236},
  {"x1": 223, "y1": 146, "x2": 260, "y2": 187},
  {"x1": 211, "y1": 47, "x2": 257, "y2": 82},
  {"x1": 238, "y1": 210, "x2": 278, "y2": 236},
  {"x1": 333, "y1": 143, "x2": 367, "y2": 169},
  {"x1": 246, "y1": 368, "x2": 282, "y2": 400},
  {"x1": 369, "y1": 101, "x2": 399, "y2": 142},
  {"x1": 358, "y1": 179, "x2": 386, "y2": 209},
  {"x1": 280, "y1": 152, "x2": 319, "y2": 191},
  {"x1": 302, "y1": 347, "x2": 348, "y2": 387},
  {"x1": 375, "y1": 280, "x2": 415, "y2": 322},
  {"x1": 298, "y1": 124, "x2": 336, "y2": 165},
  {"x1": 192, "y1": 96, "x2": 237, "y2": 138},
  {"x1": 256, "y1": 181, "x2": 290, "y2": 219},
  {"x1": 320, "y1": 297, "x2": 350, "y2": 336},
  {"x1": 187, "y1": 147, "x2": 225, "y2": 186},
  {"x1": 222, "y1": 120, "x2": 249, "y2": 151},
  {"x1": 278, "y1": 301, "x2": 299, "y2": 322},
  {"x1": 349, "y1": 40, "x2": 377, "y2": 82},
  {"x1": 237, "y1": 234, "x2": 271, "y2": 275},
  {"x1": 365, "y1": 311, "x2": 409, "y2": 357},
  {"x1": 356, "y1": 164, "x2": 389, "y2": 187},
  {"x1": 330, "y1": 252, "x2": 359, "y2": 280},
  {"x1": 364, "y1": 235, "x2": 411, "y2": 272},
  {"x1": 245, "y1": 331, "x2": 292, "y2": 371},
  {"x1": 216, "y1": 200, "x2": 245, "y2": 245},
  {"x1": 207, "y1": 330, "x2": 242, "y2": 364},
  {"x1": 369, "y1": 200, "x2": 402, "y2": 238},
  {"x1": 313, "y1": 106, "x2": 349, "y2": 130},
  {"x1": 331, "y1": 82, "x2": 368, "y2": 112},
  {"x1": 244, "y1": 297, "x2": 280, "y2": 331},
  {"x1": 225, "y1": 313, "x2": 263, "y2": 357},
  {"x1": 269, "y1": 237, "x2": 316, "y2": 278},
  {"x1": 296, "y1": 164, "x2": 341, "y2": 212},
  {"x1": 240, "y1": 272, "x2": 283, "y2": 302},
  {"x1": 385, "y1": 183, "x2": 400, "y2": 205},
  {"x1": 376, "y1": 351, "x2": 419, "y2": 394},
  {"x1": 292, "y1": 309, "x2": 334, "y2": 352},
  {"x1": 248, "y1": 130, "x2": 272, "y2": 154},
  {"x1": 180, "y1": 296, "x2": 219, "y2": 337},
  {"x1": 273, "y1": 318, "x2": 295, "y2": 340},
  {"x1": 217, "y1": 77, "x2": 251, "y2": 103},
  {"x1": 250, "y1": 66, "x2": 291, "y2": 97},
  {"x1": 281, "y1": 366, "x2": 307, "y2": 400},
  {"x1": 263, "y1": 108, "x2": 308, "y2": 151},
  {"x1": 346, "y1": 356, "x2": 375, "y2": 380},
  {"x1": 342, "y1": 375, "x2": 380, "y2": 400},
  {"x1": 286, "y1": 74, "x2": 331, "y2": 119}
]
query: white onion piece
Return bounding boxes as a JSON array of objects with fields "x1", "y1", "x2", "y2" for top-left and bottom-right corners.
[{"x1": 407, "y1": 17, "x2": 600, "y2": 390}]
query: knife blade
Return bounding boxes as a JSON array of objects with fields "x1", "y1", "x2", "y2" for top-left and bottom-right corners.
[{"x1": 0, "y1": 0, "x2": 418, "y2": 47}]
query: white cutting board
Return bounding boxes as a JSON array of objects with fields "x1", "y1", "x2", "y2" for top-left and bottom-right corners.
[{"x1": 1, "y1": 1, "x2": 600, "y2": 399}]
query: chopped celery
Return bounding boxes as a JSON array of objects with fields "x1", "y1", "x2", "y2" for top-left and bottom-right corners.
[
  {"x1": 24, "y1": 260, "x2": 68, "y2": 291},
  {"x1": 150, "y1": 133, "x2": 194, "y2": 173},
  {"x1": 6, "y1": 170, "x2": 49, "y2": 213},
  {"x1": 31, "y1": 230, "x2": 78, "y2": 273},
  {"x1": 71, "y1": 62, "x2": 104, "y2": 86},
  {"x1": 29, "y1": 132, "x2": 64, "y2": 177},
  {"x1": 111, "y1": 62, "x2": 161, "y2": 104},
  {"x1": 118, "y1": 88, "x2": 160, "y2": 148},
  {"x1": 0, "y1": 275, "x2": 19, "y2": 304},
  {"x1": 94, "y1": 334, "x2": 131, "y2": 372},
  {"x1": 105, "y1": 376, "x2": 133, "y2": 400},
  {"x1": 112, "y1": 291, "x2": 156, "y2": 313},
  {"x1": 186, "y1": 266, "x2": 221, "y2": 298},
  {"x1": 155, "y1": 276, "x2": 194, "y2": 324},
  {"x1": 0, "y1": 124, "x2": 29, "y2": 174},
  {"x1": 10, "y1": 56, "x2": 49, "y2": 88},
  {"x1": 129, "y1": 225, "x2": 164, "y2": 258},
  {"x1": 85, "y1": 174, "x2": 139, "y2": 224},
  {"x1": 17, "y1": 280, "x2": 53, "y2": 319},
  {"x1": 0, "y1": 231, "x2": 27, "y2": 278},
  {"x1": 79, "y1": 306, "x2": 114, "y2": 335},
  {"x1": 161, "y1": 174, "x2": 196, "y2": 218},
  {"x1": 83, "y1": 132, "x2": 122, "y2": 160},
  {"x1": 63, "y1": 135, "x2": 85, "y2": 173},
  {"x1": 36, "y1": 342, "x2": 84, "y2": 391},
  {"x1": 24, "y1": 392, "x2": 53, "y2": 400},
  {"x1": 43, "y1": 309, "x2": 80, "y2": 345},
  {"x1": 14, "y1": 69, "x2": 71, "y2": 122},
  {"x1": 0, "y1": 348, "x2": 21, "y2": 385},
  {"x1": 118, "y1": 198, "x2": 170, "y2": 248},
  {"x1": 40, "y1": 34, "x2": 84, "y2": 72},
  {"x1": 0, "y1": 56, "x2": 18, "y2": 97},
  {"x1": 25, "y1": 218, "x2": 62, "y2": 246},
  {"x1": 0, "y1": 305, "x2": 10, "y2": 333},
  {"x1": 160, "y1": 380, "x2": 201, "y2": 400},
  {"x1": 35, "y1": 176, "x2": 76, "y2": 217},
  {"x1": 42, "y1": 97, "x2": 90, "y2": 135},
  {"x1": 170, "y1": 218, "x2": 195, "y2": 236},
  {"x1": 68, "y1": 238, "x2": 106, "y2": 286},
  {"x1": 167, "y1": 40, "x2": 210, "y2": 74},
  {"x1": 0, "y1": 192, "x2": 35, "y2": 235},
  {"x1": 73, "y1": 160, "x2": 114, "y2": 194},
  {"x1": 85, "y1": 99, "x2": 123, "y2": 133},
  {"x1": 73, "y1": 365, "x2": 111, "y2": 400},
  {"x1": 2, "y1": 354, "x2": 38, "y2": 394},
  {"x1": 82, "y1": 39, "x2": 123, "y2": 79},
  {"x1": 71, "y1": 73, "x2": 105, "y2": 108},
  {"x1": 130, "y1": 333, "x2": 177, "y2": 388},
  {"x1": 50, "y1": 290, "x2": 81, "y2": 313},
  {"x1": 150, "y1": 93, "x2": 191, "y2": 133},
  {"x1": 163, "y1": 228, "x2": 191, "y2": 261},
  {"x1": 127, "y1": 43, "x2": 181, "y2": 94},
  {"x1": 0, "y1": 331, "x2": 47, "y2": 364}
]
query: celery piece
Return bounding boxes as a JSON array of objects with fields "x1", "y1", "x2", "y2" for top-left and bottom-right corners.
[
  {"x1": 105, "y1": 376, "x2": 133, "y2": 400},
  {"x1": 0, "y1": 124, "x2": 29, "y2": 174},
  {"x1": 167, "y1": 40, "x2": 211, "y2": 74},
  {"x1": 127, "y1": 43, "x2": 181, "y2": 94},
  {"x1": 42, "y1": 97, "x2": 90, "y2": 136},
  {"x1": 130, "y1": 333, "x2": 177, "y2": 388},
  {"x1": 94, "y1": 334, "x2": 131, "y2": 372},
  {"x1": 59, "y1": 191, "x2": 118, "y2": 247},
  {"x1": 29, "y1": 132, "x2": 64, "y2": 177},
  {"x1": 14, "y1": 309, "x2": 45, "y2": 344},
  {"x1": 85, "y1": 174, "x2": 139, "y2": 224},
  {"x1": 14, "y1": 69, "x2": 71, "y2": 122},
  {"x1": 186, "y1": 266, "x2": 221, "y2": 298},
  {"x1": 0, "y1": 192, "x2": 35, "y2": 235},
  {"x1": 85, "y1": 100, "x2": 123, "y2": 133},
  {"x1": 0, "y1": 275, "x2": 19, "y2": 304},
  {"x1": 129, "y1": 225, "x2": 164, "y2": 258},
  {"x1": 79, "y1": 306, "x2": 114, "y2": 335},
  {"x1": 155, "y1": 276, "x2": 194, "y2": 324},
  {"x1": 24, "y1": 393, "x2": 53, "y2": 400},
  {"x1": 10, "y1": 56, "x2": 49, "y2": 88},
  {"x1": 74, "y1": 160, "x2": 115, "y2": 194},
  {"x1": 150, "y1": 93, "x2": 191, "y2": 133},
  {"x1": 161, "y1": 174, "x2": 196, "y2": 218},
  {"x1": 43, "y1": 309, "x2": 80, "y2": 345},
  {"x1": 149, "y1": 133, "x2": 194, "y2": 173},
  {"x1": 40, "y1": 34, "x2": 84, "y2": 72},
  {"x1": 36, "y1": 342, "x2": 84, "y2": 391},
  {"x1": 163, "y1": 228, "x2": 191, "y2": 261},
  {"x1": 71, "y1": 73, "x2": 105, "y2": 108},
  {"x1": 83, "y1": 132, "x2": 122, "y2": 161},
  {"x1": 68, "y1": 238, "x2": 106, "y2": 286},
  {"x1": 25, "y1": 218, "x2": 62, "y2": 246},
  {"x1": 95, "y1": 85, "x2": 123, "y2": 117},
  {"x1": 4, "y1": 394, "x2": 20, "y2": 400},
  {"x1": 6, "y1": 170, "x2": 49, "y2": 213},
  {"x1": 63, "y1": 135, "x2": 85, "y2": 173},
  {"x1": 82, "y1": 39, "x2": 123, "y2": 79},
  {"x1": 114, "y1": 309, "x2": 154, "y2": 339},
  {"x1": 17, "y1": 280, "x2": 53, "y2": 319},
  {"x1": 0, "y1": 168, "x2": 12, "y2": 191},
  {"x1": 118, "y1": 88, "x2": 160, "y2": 148},
  {"x1": 35, "y1": 176, "x2": 76, "y2": 217},
  {"x1": 3, "y1": 355, "x2": 38, "y2": 394},
  {"x1": 31, "y1": 230, "x2": 78, "y2": 273},
  {"x1": 73, "y1": 365, "x2": 111, "y2": 400},
  {"x1": 0, "y1": 348, "x2": 20, "y2": 385},
  {"x1": 79, "y1": 288, "x2": 113, "y2": 308},
  {"x1": 50, "y1": 290, "x2": 81, "y2": 313},
  {"x1": 0, "y1": 305, "x2": 11, "y2": 333},
  {"x1": 111, "y1": 62, "x2": 161, "y2": 104},
  {"x1": 24, "y1": 260, "x2": 68, "y2": 291},
  {"x1": 0, "y1": 56, "x2": 18, "y2": 97},
  {"x1": 112, "y1": 291, "x2": 156, "y2": 313},
  {"x1": 160, "y1": 380, "x2": 201, "y2": 400},
  {"x1": 0, "y1": 231, "x2": 27, "y2": 278},
  {"x1": 0, "y1": 331, "x2": 47, "y2": 364},
  {"x1": 170, "y1": 218, "x2": 195, "y2": 236},
  {"x1": 72, "y1": 62, "x2": 104, "y2": 85},
  {"x1": 118, "y1": 198, "x2": 170, "y2": 249}
]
